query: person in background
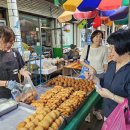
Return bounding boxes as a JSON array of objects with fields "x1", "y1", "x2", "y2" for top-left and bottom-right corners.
[
  {"x1": 67, "y1": 44, "x2": 80, "y2": 60},
  {"x1": 80, "y1": 30, "x2": 108, "y2": 120},
  {"x1": 80, "y1": 30, "x2": 108, "y2": 78},
  {"x1": 86, "y1": 29, "x2": 130, "y2": 120},
  {"x1": 0, "y1": 26, "x2": 31, "y2": 99},
  {"x1": 27, "y1": 31, "x2": 37, "y2": 46}
]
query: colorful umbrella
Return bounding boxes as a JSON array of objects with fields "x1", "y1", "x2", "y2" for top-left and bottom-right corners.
[
  {"x1": 122, "y1": 0, "x2": 129, "y2": 6},
  {"x1": 98, "y1": 0, "x2": 122, "y2": 10},
  {"x1": 103, "y1": 18, "x2": 113, "y2": 26},
  {"x1": 99, "y1": 10, "x2": 115, "y2": 17},
  {"x1": 87, "y1": 18, "x2": 95, "y2": 28},
  {"x1": 58, "y1": 10, "x2": 99, "y2": 23},
  {"x1": 58, "y1": 11, "x2": 74, "y2": 23},
  {"x1": 63, "y1": 0, "x2": 83, "y2": 12},
  {"x1": 59, "y1": 0, "x2": 67, "y2": 5},
  {"x1": 109, "y1": 6, "x2": 128, "y2": 21},
  {"x1": 78, "y1": 19, "x2": 87, "y2": 29},
  {"x1": 77, "y1": 0, "x2": 101, "y2": 12},
  {"x1": 73, "y1": 10, "x2": 98, "y2": 20},
  {"x1": 114, "y1": 16, "x2": 128, "y2": 25},
  {"x1": 93, "y1": 16, "x2": 102, "y2": 28}
]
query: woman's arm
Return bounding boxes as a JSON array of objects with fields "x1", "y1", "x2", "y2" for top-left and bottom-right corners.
[
  {"x1": 81, "y1": 61, "x2": 97, "y2": 74},
  {"x1": 103, "y1": 64, "x2": 108, "y2": 72},
  {"x1": 110, "y1": 94, "x2": 125, "y2": 104},
  {"x1": 103, "y1": 47, "x2": 108, "y2": 72},
  {"x1": 96, "y1": 88, "x2": 125, "y2": 104},
  {"x1": 19, "y1": 68, "x2": 31, "y2": 78}
]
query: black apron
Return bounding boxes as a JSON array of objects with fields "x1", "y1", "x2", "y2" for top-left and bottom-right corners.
[{"x1": 0, "y1": 50, "x2": 19, "y2": 99}]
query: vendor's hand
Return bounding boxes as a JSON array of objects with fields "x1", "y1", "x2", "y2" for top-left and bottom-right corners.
[
  {"x1": 7, "y1": 80, "x2": 16, "y2": 90},
  {"x1": 7, "y1": 80, "x2": 24, "y2": 91},
  {"x1": 96, "y1": 88, "x2": 113, "y2": 99},
  {"x1": 20, "y1": 68, "x2": 31, "y2": 78}
]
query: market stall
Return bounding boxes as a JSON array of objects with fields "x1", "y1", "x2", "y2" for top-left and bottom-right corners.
[{"x1": 0, "y1": 75, "x2": 101, "y2": 130}]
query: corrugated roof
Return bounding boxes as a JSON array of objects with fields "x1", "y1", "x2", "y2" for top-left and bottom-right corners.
[{"x1": 0, "y1": 0, "x2": 64, "y2": 18}]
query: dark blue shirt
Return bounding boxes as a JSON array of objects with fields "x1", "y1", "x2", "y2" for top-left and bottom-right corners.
[{"x1": 102, "y1": 61, "x2": 130, "y2": 117}]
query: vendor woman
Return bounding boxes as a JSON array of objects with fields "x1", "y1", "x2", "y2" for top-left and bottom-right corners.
[{"x1": 0, "y1": 26, "x2": 31, "y2": 99}]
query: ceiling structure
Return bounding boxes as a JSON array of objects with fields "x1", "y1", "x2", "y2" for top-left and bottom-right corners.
[{"x1": 45, "y1": 0, "x2": 54, "y2": 3}]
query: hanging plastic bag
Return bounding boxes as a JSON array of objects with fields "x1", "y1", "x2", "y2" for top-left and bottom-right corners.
[
  {"x1": 102, "y1": 99, "x2": 130, "y2": 130},
  {"x1": 11, "y1": 88, "x2": 22, "y2": 101},
  {"x1": 20, "y1": 76, "x2": 37, "y2": 104},
  {"x1": 11, "y1": 81, "x2": 24, "y2": 101},
  {"x1": 22, "y1": 76, "x2": 36, "y2": 92},
  {"x1": 12, "y1": 77, "x2": 37, "y2": 104}
]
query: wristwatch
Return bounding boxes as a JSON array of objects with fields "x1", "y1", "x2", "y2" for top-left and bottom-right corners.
[{"x1": 111, "y1": 94, "x2": 115, "y2": 101}]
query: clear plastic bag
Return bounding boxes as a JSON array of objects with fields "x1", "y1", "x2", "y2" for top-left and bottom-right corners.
[
  {"x1": 12, "y1": 77, "x2": 37, "y2": 104},
  {"x1": 22, "y1": 76, "x2": 36, "y2": 92}
]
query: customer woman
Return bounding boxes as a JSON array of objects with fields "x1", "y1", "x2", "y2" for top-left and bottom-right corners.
[
  {"x1": 80, "y1": 30, "x2": 108, "y2": 78},
  {"x1": 86, "y1": 29, "x2": 130, "y2": 118},
  {"x1": 80, "y1": 30, "x2": 108, "y2": 120},
  {"x1": 0, "y1": 26, "x2": 31, "y2": 99}
]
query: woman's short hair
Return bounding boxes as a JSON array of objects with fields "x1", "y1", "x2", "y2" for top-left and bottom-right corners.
[
  {"x1": 0, "y1": 26, "x2": 15, "y2": 43},
  {"x1": 91, "y1": 30, "x2": 103, "y2": 42},
  {"x1": 107, "y1": 29, "x2": 130, "y2": 55}
]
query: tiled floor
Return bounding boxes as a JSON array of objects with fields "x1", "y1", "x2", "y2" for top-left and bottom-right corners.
[{"x1": 79, "y1": 115, "x2": 103, "y2": 130}]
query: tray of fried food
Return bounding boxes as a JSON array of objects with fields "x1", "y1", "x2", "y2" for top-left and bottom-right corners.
[
  {"x1": 57, "y1": 90, "x2": 86, "y2": 120},
  {"x1": 47, "y1": 76, "x2": 95, "y2": 94},
  {"x1": 17, "y1": 107, "x2": 65, "y2": 130},
  {"x1": 45, "y1": 87, "x2": 74, "y2": 110},
  {"x1": 31, "y1": 86, "x2": 74, "y2": 110},
  {"x1": 31, "y1": 86, "x2": 63, "y2": 108}
]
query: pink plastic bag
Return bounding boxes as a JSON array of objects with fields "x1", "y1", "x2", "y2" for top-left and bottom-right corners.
[{"x1": 102, "y1": 99, "x2": 130, "y2": 130}]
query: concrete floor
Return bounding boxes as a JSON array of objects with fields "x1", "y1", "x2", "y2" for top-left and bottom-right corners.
[{"x1": 79, "y1": 115, "x2": 103, "y2": 130}]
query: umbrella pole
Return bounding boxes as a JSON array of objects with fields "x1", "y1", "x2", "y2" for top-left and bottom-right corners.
[{"x1": 128, "y1": 0, "x2": 130, "y2": 28}]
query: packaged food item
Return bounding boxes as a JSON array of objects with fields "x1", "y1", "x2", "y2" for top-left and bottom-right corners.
[{"x1": 12, "y1": 77, "x2": 37, "y2": 104}]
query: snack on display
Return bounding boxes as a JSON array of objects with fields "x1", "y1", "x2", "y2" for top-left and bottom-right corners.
[
  {"x1": 57, "y1": 90, "x2": 86, "y2": 116},
  {"x1": 31, "y1": 85, "x2": 87, "y2": 117},
  {"x1": 31, "y1": 86, "x2": 74, "y2": 110},
  {"x1": 47, "y1": 76, "x2": 94, "y2": 92},
  {"x1": 16, "y1": 108, "x2": 64, "y2": 130},
  {"x1": 16, "y1": 89, "x2": 37, "y2": 104}
]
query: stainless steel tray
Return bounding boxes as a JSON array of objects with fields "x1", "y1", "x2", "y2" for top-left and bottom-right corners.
[
  {"x1": 0, "y1": 102, "x2": 35, "y2": 130},
  {"x1": 0, "y1": 99, "x2": 18, "y2": 117}
]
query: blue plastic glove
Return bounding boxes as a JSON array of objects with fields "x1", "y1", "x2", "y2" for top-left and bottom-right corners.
[
  {"x1": 11, "y1": 88, "x2": 21, "y2": 100},
  {"x1": 7, "y1": 80, "x2": 16, "y2": 90}
]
